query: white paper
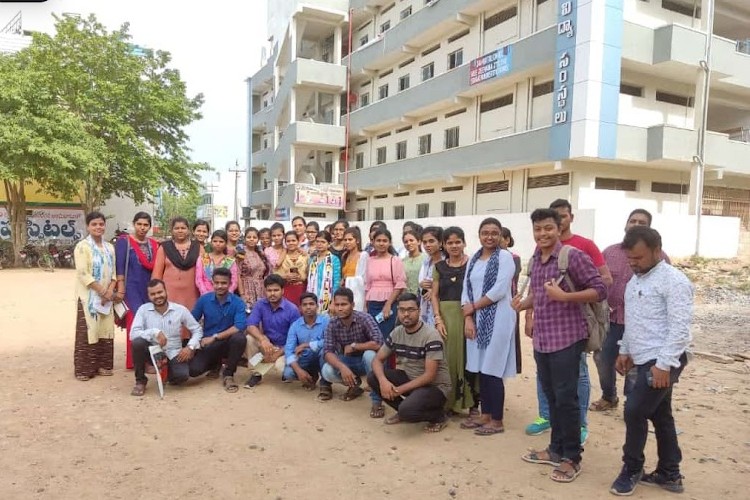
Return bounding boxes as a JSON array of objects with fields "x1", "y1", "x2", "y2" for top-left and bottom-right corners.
[
  {"x1": 148, "y1": 345, "x2": 166, "y2": 399},
  {"x1": 93, "y1": 295, "x2": 112, "y2": 315},
  {"x1": 113, "y1": 301, "x2": 128, "y2": 319}
]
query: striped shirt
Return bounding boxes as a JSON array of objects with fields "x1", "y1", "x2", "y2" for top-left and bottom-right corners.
[{"x1": 323, "y1": 310, "x2": 383, "y2": 355}]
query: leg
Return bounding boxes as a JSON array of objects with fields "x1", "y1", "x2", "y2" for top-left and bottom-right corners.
[
  {"x1": 189, "y1": 341, "x2": 222, "y2": 377},
  {"x1": 124, "y1": 310, "x2": 135, "y2": 370},
  {"x1": 131, "y1": 337, "x2": 151, "y2": 385},
  {"x1": 537, "y1": 374, "x2": 551, "y2": 420},
  {"x1": 168, "y1": 358, "x2": 190, "y2": 385},
  {"x1": 361, "y1": 350, "x2": 382, "y2": 405},
  {"x1": 534, "y1": 349, "x2": 562, "y2": 456},
  {"x1": 546, "y1": 341, "x2": 584, "y2": 464},
  {"x1": 96, "y1": 339, "x2": 114, "y2": 375},
  {"x1": 74, "y1": 300, "x2": 98, "y2": 379},
  {"x1": 593, "y1": 323, "x2": 623, "y2": 404},
  {"x1": 578, "y1": 353, "x2": 590, "y2": 428},
  {"x1": 367, "y1": 368, "x2": 410, "y2": 412},
  {"x1": 296, "y1": 349, "x2": 321, "y2": 378},
  {"x1": 474, "y1": 374, "x2": 505, "y2": 435},
  {"x1": 652, "y1": 388, "x2": 683, "y2": 479},
  {"x1": 244, "y1": 334, "x2": 261, "y2": 362},
  {"x1": 465, "y1": 370, "x2": 480, "y2": 413},
  {"x1": 222, "y1": 332, "x2": 248, "y2": 377},
  {"x1": 398, "y1": 386, "x2": 447, "y2": 424}
]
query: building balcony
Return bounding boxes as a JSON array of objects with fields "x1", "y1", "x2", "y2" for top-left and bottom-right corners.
[
  {"x1": 266, "y1": 122, "x2": 346, "y2": 180},
  {"x1": 250, "y1": 146, "x2": 272, "y2": 169}
]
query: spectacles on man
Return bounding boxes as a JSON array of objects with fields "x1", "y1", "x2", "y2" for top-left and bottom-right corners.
[{"x1": 397, "y1": 307, "x2": 419, "y2": 314}]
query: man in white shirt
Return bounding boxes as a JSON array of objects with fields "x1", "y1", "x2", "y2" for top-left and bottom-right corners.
[
  {"x1": 129, "y1": 279, "x2": 203, "y2": 396},
  {"x1": 609, "y1": 227, "x2": 692, "y2": 496}
]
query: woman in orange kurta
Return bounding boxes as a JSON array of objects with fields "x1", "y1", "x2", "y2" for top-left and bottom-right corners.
[{"x1": 152, "y1": 217, "x2": 201, "y2": 316}]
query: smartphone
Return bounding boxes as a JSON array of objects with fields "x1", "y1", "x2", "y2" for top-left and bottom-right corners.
[
  {"x1": 290, "y1": 267, "x2": 298, "y2": 273},
  {"x1": 375, "y1": 312, "x2": 385, "y2": 323}
]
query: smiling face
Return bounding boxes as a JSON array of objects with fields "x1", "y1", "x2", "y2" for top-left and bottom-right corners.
[
  {"x1": 244, "y1": 230, "x2": 259, "y2": 248},
  {"x1": 259, "y1": 230, "x2": 271, "y2": 248},
  {"x1": 226, "y1": 224, "x2": 241, "y2": 244},
  {"x1": 421, "y1": 233, "x2": 440, "y2": 256},
  {"x1": 193, "y1": 224, "x2": 209, "y2": 243},
  {"x1": 285, "y1": 233, "x2": 299, "y2": 252},
  {"x1": 147, "y1": 282, "x2": 168, "y2": 307},
  {"x1": 533, "y1": 218, "x2": 561, "y2": 251},
  {"x1": 479, "y1": 222, "x2": 501, "y2": 251},
  {"x1": 87, "y1": 217, "x2": 106, "y2": 239},
  {"x1": 443, "y1": 233, "x2": 465, "y2": 258}
]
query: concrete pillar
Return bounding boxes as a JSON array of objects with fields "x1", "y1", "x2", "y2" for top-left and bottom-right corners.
[
  {"x1": 333, "y1": 149, "x2": 341, "y2": 186},
  {"x1": 290, "y1": 88, "x2": 297, "y2": 123},
  {"x1": 519, "y1": 0, "x2": 534, "y2": 38},
  {"x1": 289, "y1": 148, "x2": 296, "y2": 185},
  {"x1": 334, "y1": 25, "x2": 342, "y2": 64},
  {"x1": 333, "y1": 90, "x2": 341, "y2": 126},
  {"x1": 291, "y1": 16, "x2": 297, "y2": 60}
]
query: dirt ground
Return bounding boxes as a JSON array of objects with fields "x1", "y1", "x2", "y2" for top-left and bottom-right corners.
[{"x1": 0, "y1": 269, "x2": 748, "y2": 500}]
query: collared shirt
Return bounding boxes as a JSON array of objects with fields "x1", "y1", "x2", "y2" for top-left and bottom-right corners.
[
  {"x1": 621, "y1": 260, "x2": 693, "y2": 370},
  {"x1": 603, "y1": 244, "x2": 671, "y2": 324},
  {"x1": 192, "y1": 292, "x2": 247, "y2": 337},
  {"x1": 530, "y1": 242, "x2": 607, "y2": 353},
  {"x1": 323, "y1": 310, "x2": 383, "y2": 355},
  {"x1": 284, "y1": 314, "x2": 331, "y2": 365},
  {"x1": 247, "y1": 298, "x2": 301, "y2": 346},
  {"x1": 130, "y1": 301, "x2": 203, "y2": 359},
  {"x1": 561, "y1": 234, "x2": 606, "y2": 268}
]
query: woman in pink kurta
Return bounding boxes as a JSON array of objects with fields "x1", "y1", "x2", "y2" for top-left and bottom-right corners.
[
  {"x1": 195, "y1": 230, "x2": 238, "y2": 295},
  {"x1": 152, "y1": 217, "x2": 200, "y2": 311},
  {"x1": 237, "y1": 227, "x2": 269, "y2": 311},
  {"x1": 263, "y1": 222, "x2": 285, "y2": 269},
  {"x1": 365, "y1": 228, "x2": 406, "y2": 340}
]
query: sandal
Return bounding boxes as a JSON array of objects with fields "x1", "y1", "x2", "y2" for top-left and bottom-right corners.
[
  {"x1": 317, "y1": 386, "x2": 333, "y2": 401},
  {"x1": 206, "y1": 367, "x2": 221, "y2": 379},
  {"x1": 75, "y1": 375, "x2": 91, "y2": 382},
  {"x1": 223, "y1": 376, "x2": 239, "y2": 393},
  {"x1": 521, "y1": 449, "x2": 561, "y2": 466},
  {"x1": 474, "y1": 424, "x2": 505, "y2": 436},
  {"x1": 97, "y1": 368, "x2": 113, "y2": 376},
  {"x1": 340, "y1": 386, "x2": 364, "y2": 401},
  {"x1": 460, "y1": 419, "x2": 484, "y2": 429},
  {"x1": 589, "y1": 397, "x2": 619, "y2": 412},
  {"x1": 384, "y1": 414, "x2": 402, "y2": 425},
  {"x1": 550, "y1": 460, "x2": 582, "y2": 483},
  {"x1": 369, "y1": 404, "x2": 385, "y2": 419},
  {"x1": 130, "y1": 383, "x2": 147, "y2": 396},
  {"x1": 424, "y1": 419, "x2": 448, "y2": 433}
]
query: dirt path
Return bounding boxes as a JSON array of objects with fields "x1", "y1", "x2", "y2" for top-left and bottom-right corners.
[{"x1": 0, "y1": 269, "x2": 747, "y2": 499}]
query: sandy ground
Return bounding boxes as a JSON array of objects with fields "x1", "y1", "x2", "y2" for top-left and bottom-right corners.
[{"x1": 0, "y1": 269, "x2": 748, "y2": 500}]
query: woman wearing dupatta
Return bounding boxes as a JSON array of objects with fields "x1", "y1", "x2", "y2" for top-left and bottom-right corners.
[
  {"x1": 306, "y1": 231, "x2": 341, "y2": 314},
  {"x1": 151, "y1": 217, "x2": 201, "y2": 312},
  {"x1": 418, "y1": 226, "x2": 444, "y2": 326},
  {"x1": 195, "y1": 230, "x2": 238, "y2": 295},
  {"x1": 115, "y1": 212, "x2": 159, "y2": 370},
  {"x1": 74, "y1": 212, "x2": 118, "y2": 381}
]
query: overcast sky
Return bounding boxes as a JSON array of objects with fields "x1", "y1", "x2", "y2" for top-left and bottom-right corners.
[{"x1": 0, "y1": 0, "x2": 268, "y2": 179}]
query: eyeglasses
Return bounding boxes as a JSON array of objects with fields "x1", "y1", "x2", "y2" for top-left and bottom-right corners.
[
  {"x1": 480, "y1": 231, "x2": 500, "y2": 238},
  {"x1": 397, "y1": 307, "x2": 419, "y2": 313}
]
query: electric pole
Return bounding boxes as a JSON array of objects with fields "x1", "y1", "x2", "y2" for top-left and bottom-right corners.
[{"x1": 229, "y1": 159, "x2": 244, "y2": 222}]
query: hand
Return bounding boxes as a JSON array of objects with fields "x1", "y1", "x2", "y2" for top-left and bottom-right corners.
[
  {"x1": 382, "y1": 305, "x2": 392, "y2": 320},
  {"x1": 419, "y1": 279, "x2": 432, "y2": 291},
  {"x1": 200, "y1": 335, "x2": 217, "y2": 348},
  {"x1": 435, "y1": 321, "x2": 447, "y2": 339},
  {"x1": 461, "y1": 303, "x2": 475, "y2": 317},
  {"x1": 650, "y1": 366, "x2": 671, "y2": 389},
  {"x1": 511, "y1": 294, "x2": 523, "y2": 311},
  {"x1": 295, "y1": 367, "x2": 314, "y2": 385},
  {"x1": 260, "y1": 338, "x2": 275, "y2": 357},
  {"x1": 267, "y1": 347, "x2": 284, "y2": 363},
  {"x1": 294, "y1": 344, "x2": 309, "y2": 356},
  {"x1": 175, "y1": 347, "x2": 194, "y2": 363},
  {"x1": 344, "y1": 343, "x2": 357, "y2": 355},
  {"x1": 380, "y1": 380, "x2": 399, "y2": 400},
  {"x1": 615, "y1": 355, "x2": 634, "y2": 376},
  {"x1": 156, "y1": 331, "x2": 167, "y2": 347},
  {"x1": 524, "y1": 317, "x2": 534, "y2": 339},
  {"x1": 464, "y1": 316, "x2": 476, "y2": 340},
  {"x1": 543, "y1": 280, "x2": 568, "y2": 302},
  {"x1": 340, "y1": 366, "x2": 358, "y2": 387}
]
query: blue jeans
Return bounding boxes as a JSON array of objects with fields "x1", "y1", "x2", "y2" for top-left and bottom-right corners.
[
  {"x1": 593, "y1": 323, "x2": 636, "y2": 401},
  {"x1": 321, "y1": 350, "x2": 381, "y2": 404},
  {"x1": 282, "y1": 348, "x2": 324, "y2": 382},
  {"x1": 537, "y1": 352, "x2": 590, "y2": 427},
  {"x1": 367, "y1": 301, "x2": 397, "y2": 340}
]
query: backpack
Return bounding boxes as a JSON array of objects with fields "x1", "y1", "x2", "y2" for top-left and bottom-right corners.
[{"x1": 521, "y1": 246, "x2": 609, "y2": 353}]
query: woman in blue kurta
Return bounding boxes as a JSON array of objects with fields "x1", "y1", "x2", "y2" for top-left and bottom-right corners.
[
  {"x1": 115, "y1": 212, "x2": 159, "y2": 369},
  {"x1": 306, "y1": 231, "x2": 341, "y2": 314}
]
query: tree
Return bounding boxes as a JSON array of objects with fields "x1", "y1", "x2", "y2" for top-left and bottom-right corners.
[
  {"x1": 29, "y1": 14, "x2": 205, "y2": 213},
  {"x1": 0, "y1": 52, "x2": 107, "y2": 262},
  {"x1": 154, "y1": 188, "x2": 204, "y2": 235}
]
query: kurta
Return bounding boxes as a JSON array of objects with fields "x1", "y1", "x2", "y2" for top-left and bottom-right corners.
[
  {"x1": 195, "y1": 254, "x2": 238, "y2": 295},
  {"x1": 461, "y1": 251, "x2": 517, "y2": 379},
  {"x1": 402, "y1": 254, "x2": 423, "y2": 295},
  {"x1": 239, "y1": 250, "x2": 269, "y2": 307},
  {"x1": 74, "y1": 239, "x2": 116, "y2": 343},
  {"x1": 307, "y1": 253, "x2": 341, "y2": 313},
  {"x1": 152, "y1": 244, "x2": 200, "y2": 311},
  {"x1": 115, "y1": 236, "x2": 157, "y2": 315}
]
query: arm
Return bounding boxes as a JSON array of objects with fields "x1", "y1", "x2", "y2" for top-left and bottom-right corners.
[
  {"x1": 431, "y1": 268, "x2": 447, "y2": 338},
  {"x1": 598, "y1": 264, "x2": 613, "y2": 287},
  {"x1": 183, "y1": 309, "x2": 203, "y2": 350},
  {"x1": 237, "y1": 260, "x2": 246, "y2": 297},
  {"x1": 585, "y1": 239, "x2": 612, "y2": 287},
  {"x1": 657, "y1": 274, "x2": 693, "y2": 371},
  {"x1": 151, "y1": 246, "x2": 166, "y2": 280},
  {"x1": 355, "y1": 252, "x2": 368, "y2": 279},
  {"x1": 229, "y1": 260, "x2": 238, "y2": 293},
  {"x1": 348, "y1": 316, "x2": 383, "y2": 353},
  {"x1": 284, "y1": 321, "x2": 301, "y2": 364},
  {"x1": 195, "y1": 261, "x2": 210, "y2": 295},
  {"x1": 129, "y1": 307, "x2": 159, "y2": 342},
  {"x1": 546, "y1": 250, "x2": 607, "y2": 304},
  {"x1": 396, "y1": 337, "x2": 443, "y2": 393}
]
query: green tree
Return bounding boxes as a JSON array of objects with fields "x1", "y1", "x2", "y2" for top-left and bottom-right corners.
[
  {"x1": 29, "y1": 14, "x2": 205, "y2": 213},
  {"x1": 0, "y1": 52, "x2": 107, "y2": 262},
  {"x1": 155, "y1": 188, "x2": 203, "y2": 235}
]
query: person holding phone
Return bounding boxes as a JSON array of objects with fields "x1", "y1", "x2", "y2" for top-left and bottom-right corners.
[{"x1": 276, "y1": 231, "x2": 308, "y2": 306}]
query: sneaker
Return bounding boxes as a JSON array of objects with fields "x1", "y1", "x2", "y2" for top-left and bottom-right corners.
[
  {"x1": 243, "y1": 373, "x2": 263, "y2": 389},
  {"x1": 580, "y1": 426, "x2": 589, "y2": 445},
  {"x1": 525, "y1": 417, "x2": 551, "y2": 435},
  {"x1": 609, "y1": 466, "x2": 643, "y2": 496},
  {"x1": 640, "y1": 470, "x2": 684, "y2": 493}
]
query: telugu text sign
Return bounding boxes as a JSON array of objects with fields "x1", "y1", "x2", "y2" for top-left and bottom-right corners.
[
  {"x1": 293, "y1": 184, "x2": 345, "y2": 210},
  {"x1": 0, "y1": 207, "x2": 85, "y2": 244}
]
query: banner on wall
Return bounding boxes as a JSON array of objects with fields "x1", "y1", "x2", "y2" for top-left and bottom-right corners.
[
  {"x1": 469, "y1": 45, "x2": 513, "y2": 86},
  {"x1": 293, "y1": 183, "x2": 344, "y2": 210},
  {"x1": 0, "y1": 207, "x2": 85, "y2": 244}
]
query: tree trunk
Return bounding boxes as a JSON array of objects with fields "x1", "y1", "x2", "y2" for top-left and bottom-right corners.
[
  {"x1": 81, "y1": 174, "x2": 103, "y2": 214},
  {"x1": 3, "y1": 179, "x2": 28, "y2": 267}
]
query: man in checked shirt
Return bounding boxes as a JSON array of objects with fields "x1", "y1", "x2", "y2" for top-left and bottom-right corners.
[{"x1": 513, "y1": 208, "x2": 606, "y2": 484}]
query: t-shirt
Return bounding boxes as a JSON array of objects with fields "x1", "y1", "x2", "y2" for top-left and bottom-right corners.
[
  {"x1": 381, "y1": 323, "x2": 452, "y2": 397},
  {"x1": 561, "y1": 234, "x2": 606, "y2": 268}
]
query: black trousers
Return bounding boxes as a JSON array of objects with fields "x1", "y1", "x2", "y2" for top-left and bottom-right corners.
[
  {"x1": 131, "y1": 337, "x2": 189, "y2": 385},
  {"x1": 367, "y1": 369, "x2": 446, "y2": 424},
  {"x1": 189, "y1": 332, "x2": 247, "y2": 378}
]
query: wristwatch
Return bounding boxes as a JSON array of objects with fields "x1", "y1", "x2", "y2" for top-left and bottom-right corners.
[
  {"x1": 350, "y1": 342, "x2": 357, "y2": 350},
  {"x1": 188, "y1": 344, "x2": 197, "y2": 351}
]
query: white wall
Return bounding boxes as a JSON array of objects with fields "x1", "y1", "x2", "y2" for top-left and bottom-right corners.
[{"x1": 624, "y1": 0, "x2": 703, "y2": 30}]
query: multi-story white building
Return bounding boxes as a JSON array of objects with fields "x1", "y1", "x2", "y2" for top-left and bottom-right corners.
[{"x1": 247, "y1": 0, "x2": 750, "y2": 230}]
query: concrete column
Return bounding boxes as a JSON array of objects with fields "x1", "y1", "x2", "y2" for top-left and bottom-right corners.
[
  {"x1": 333, "y1": 149, "x2": 341, "y2": 186},
  {"x1": 519, "y1": 0, "x2": 534, "y2": 38},
  {"x1": 290, "y1": 88, "x2": 297, "y2": 124},
  {"x1": 333, "y1": 90, "x2": 341, "y2": 126},
  {"x1": 289, "y1": 148, "x2": 296, "y2": 185},
  {"x1": 514, "y1": 80, "x2": 530, "y2": 133},
  {"x1": 334, "y1": 25, "x2": 342, "y2": 64},
  {"x1": 290, "y1": 16, "x2": 297, "y2": 60}
]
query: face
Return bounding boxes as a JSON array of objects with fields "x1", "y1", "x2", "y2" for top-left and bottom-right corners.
[
  {"x1": 265, "y1": 283, "x2": 283, "y2": 303},
  {"x1": 626, "y1": 240, "x2": 661, "y2": 275},
  {"x1": 271, "y1": 229, "x2": 284, "y2": 247},
  {"x1": 554, "y1": 207, "x2": 573, "y2": 233},
  {"x1": 373, "y1": 234, "x2": 391, "y2": 254},
  {"x1": 422, "y1": 233, "x2": 440, "y2": 256},
  {"x1": 333, "y1": 295, "x2": 353, "y2": 318},
  {"x1": 87, "y1": 217, "x2": 106, "y2": 238},
  {"x1": 259, "y1": 231, "x2": 271, "y2": 248},
  {"x1": 244, "y1": 231, "x2": 259, "y2": 248},
  {"x1": 193, "y1": 224, "x2": 209, "y2": 243},
  {"x1": 285, "y1": 234, "x2": 299, "y2": 251},
  {"x1": 533, "y1": 218, "x2": 561, "y2": 250},
  {"x1": 332, "y1": 224, "x2": 346, "y2": 241},
  {"x1": 499, "y1": 235, "x2": 511, "y2": 250},
  {"x1": 147, "y1": 283, "x2": 168, "y2": 307},
  {"x1": 300, "y1": 297, "x2": 318, "y2": 318},
  {"x1": 227, "y1": 224, "x2": 241, "y2": 244},
  {"x1": 343, "y1": 233, "x2": 358, "y2": 251},
  {"x1": 443, "y1": 234, "x2": 465, "y2": 257},
  {"x1": 133, "y1": 218, "x2": 151, "y2": 239},
  {"x1": 397, "y1": 300, "x2": 420, "y2": 328},
  {"x1": 305, "y1": 226, "x2": 318, "y2": 242},
  {"x1": 403, "y1": 233, "x2": 420, "y2": 254},
  {"x1": 315, "y1": 236, "x2": 330, "y2": 254},
  {"x1": 625, "y1": 213, "x2": 650, "y2": 231},
  {"x1": 293, "y1": 219, "x2": 306, "y2": 237},
  {"x1": 211, "y1": 236, "x2": 227, "y2": 254},
  {"x1": 479, "y1": 224, "x2": 501, "y2": 250},
  {"x1": 212, "y1": 275, "x2": 230, "y2": 297},
  {"x1": 171, "y1": 222, "x2": 189, "y2": 242}
]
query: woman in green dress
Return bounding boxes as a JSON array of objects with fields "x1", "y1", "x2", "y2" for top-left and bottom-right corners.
[
  {"x1": 401, "y1": 229, "x2": 422, "y2": 295},
  {"x1": 431, "y1": 226, "x2": 477, "y2": 415}
]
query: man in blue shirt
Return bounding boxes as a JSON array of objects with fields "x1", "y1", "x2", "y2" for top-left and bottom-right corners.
[
  {"x1": 189, "y1": 267, "x2": 247, "y2": 392},
  {"x1": 283, "y1": 292, "x2": 330, "y2": 393},
  {"x1": 244, "y1": 274, "x2": 301, "y2": 388}
]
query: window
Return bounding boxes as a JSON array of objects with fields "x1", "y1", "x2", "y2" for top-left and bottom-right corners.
[
  {"x1": 532, "y1": 81, "x2": 554, "y2": 97},
  {"x1": 380, "y1": 20, "x2": 391, "y2": 33},
  {"x1": 399, "y1": 57, "x2": 415, "y2": 68},
  {"x1": 377, "y1": 131, "x2": 391, "y2": 139},
  {"x1": 662, "y1": 0, "x2": 701, "y2": 18},
  {"x1": 595, "y1": 177, "x2": 638, "y2": 192},
  {"x1": 378, "y1": 84, "x2": 389, "y2": 100},
  {"x1": 445, "y1": 108, "x2": 466, "y2": 119},
  {"x1": 416, "y1": 188, "x2": 435, "y2": 194},
  {"x1": 448, "y1": 29, "x2": 470, "y2": 44},
  {"x1": 442, "y1": 201, "x2": 456, "y2": 217},
  {"x1": 355, "y1": 152, "x2": 364, "y2": 170},
  {"x1": 374, "y1": 207, "x2": 384, "y2": 220},
  {"x1": 418, "y1": 134, "x2": 432, "y2": 155},
  {"x1": 398, "y1": 74, "x2": 410, "y2": 91},
  {"x1": 651, "y1": 182, "x2": 689, "y2": 195},
  {"x1": 396, "y1": 141, "x2": 407, "y2": 160},
  {"x1": 394, "y1": 205, "x2": 405, "y2": 219},
  {"x1": 485, "y1": 6, "x2": 518, "y2": 31},
  {"x1": 421, "y1": 62, "x2": 435, "y2": 81},
  {"x1": 448, "y1": 49, "x2": 463, "y2": 69},
  {"x1": 528, "y1": 173, "x2": 570, "y2": 189},
  {"x1": 419, "y1": 117, "x2": 437, "y2": 126},
  {"x1": 303, "y1": 211, "x2": 326, "y2": 218},
  {"x1": 394, "y1": 192, "x2": 410, "y2": 198},
  {"x1": 396, "y1": 125, "x2": 412, "y2": 133},
  {"x1": 416, "y1": 203, "x2": 430, "y2": 218},
  {"x1": 476, "y1": 180, "x2": 509, "y2": 194},
  {"x1": 442, "y1": 185, "x2": 463, "y2": 192},
  {"x1": 359, "y1": 34, "x2": 369, "y2": 47},
  {"x1": 376, "y1": 146, "x2": 387, "y2": 164},
  {"x1": 379, "y1": 69, "x2": 393, "y2": 78},
  {"x1": 620, "y1": 83, "x2": 643, "y2": 98},
  {"x1": 421, "y1": 44, "x2": 440, "y2": 56},
  {"x1": 360, "y1": 92, "x2": 370, "y2": 107},
  {"x1": 356, "y1": 209, "x2": 366, "y2": 221},
  {"x1": 656, "y1": 91, "x2": 694, "y2": 107},
  {"x1": 444, "y1": 126, "x2": 460, "y2": 149},
  {"x1": 374, "y1": 194, "x2": 388, "y2": 199},
  {"x1": 400, "y1": 6, "x2": 412, "y2": 19},
  {"x1": 480, "y1": 93, "x2": 514, "y2": 112}
]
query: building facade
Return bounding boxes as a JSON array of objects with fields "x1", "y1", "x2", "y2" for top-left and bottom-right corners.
[{"x1": 247, "y1": 0, "x2": 750, "y2": 228}]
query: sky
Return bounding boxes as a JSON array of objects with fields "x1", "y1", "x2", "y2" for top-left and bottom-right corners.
[{"x1": 0, "y1": 0, "x2": 269, "y2": 181}]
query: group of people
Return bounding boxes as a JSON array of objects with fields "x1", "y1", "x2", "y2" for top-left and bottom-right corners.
[{"x1": 72, "y1": 203, "x2": 693, "y2": 495}]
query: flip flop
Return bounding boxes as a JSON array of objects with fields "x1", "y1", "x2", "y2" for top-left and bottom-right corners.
[
  {"x1": 223, "y1": 376, "x2": 239, "y2": 393},
  {"x1": 341, "y1": 386, "x2": 364, "y2": 401},
  {"x1": 384, "y1": 414, "x2": 402, "y2": 425},
  {"x1": 550, "y1": 461, "x2": 582, "y2": 483},
  {"x1": 369, "y1": 404, "x2": 385, "y2": 419},
  {"x1": 521, "y1": 449, "x2": 561, "y2": 466},
  {"x1": 474, "y1": 425, "x2": 505, "y2": 436},
  {"x1": 460, "y1": 419, "x2": 483, "y2": 429},
  {"x1": 317, "y1": 386, "x2": 333, "y2": 401},
  {"x1": 424, "y1": 420, "x2": 448, "y2": 433}
]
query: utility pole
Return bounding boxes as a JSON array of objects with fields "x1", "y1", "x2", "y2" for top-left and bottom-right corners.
[
  {"x1": 204, "y1": 181, "x2": 219, "y2": 231},
  {"x1": 229, "y1": 159, "x2": 244, "y2": 221}
]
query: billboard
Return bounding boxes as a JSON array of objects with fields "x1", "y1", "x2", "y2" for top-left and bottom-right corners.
[
  {"x1": 469, "y1": 45, "x2": 513, "y2": 86},
  {"x1": 0, "y1": 207, "x2": 86, "y2": 244},
  {"x1": 293, "y1": 183, "x2": 344, "y2": 210}
]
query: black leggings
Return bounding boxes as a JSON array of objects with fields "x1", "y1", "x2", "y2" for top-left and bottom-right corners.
[{"x1": 478, "y1": 373, "x2": 505, "y2": 421}]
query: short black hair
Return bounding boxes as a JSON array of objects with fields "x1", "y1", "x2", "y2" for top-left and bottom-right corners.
[
  {"x1": 530, "y1": 208, "x2": 561, "y2": 227},
  {"x1": 500, "y1": 227, "x2": 515, "y2": 248},
  {"x1": 170, "y1": 216, "x2": 189, "y2": 229},
  {"x1": 192, "y1": 219, "x2": 210, "y2": 232},
  {"x1": 369, "y1": 220, "x2": 386, "y2": 232},
  {"x1": 270, "y1": 222, "x2": 285, "y2": 233},
  {"x1": 396, "y1": 292, "x2": 419, "y2": 306},
  {"x1": 225, "y1": 220, "x2": 241, "y2": 232},
  {"x1": 85, "y1": 211, "x2": 106, "y2": 225},
  {"x1": 147, "y1": 278, "x2": 166, "y2": 289},
  {"x1": 316, "y1": 230, "x2": 332, "y2": 243},
  {"x1": 264, "y1": 273, "x2": 286, "y2": 288},
  {"x1": 299, "y1": 292, "x2": 318, "y2": 304},
  {"x1": 212, "y1": 267, "x2": 232, "y2": 280},
  {"x1": 333, "y1": 219, "x2": 349, "y2": 229},
  {"x1": 422, "y1": 226, "x2": 443, "y2": 242},
  {"x1": 549, "y1": 198, "x2": 572, "y2": 212},
  {"x1": 627, "y1": 208, "x2": 653, "y2": 226},
  {"x1": 211, "y1": 229, "x2": 228, "y2": 242},
  {"x1": 133, "y1": 211, "x2": 152, "y2": 225},
  {"x1": 623, "y1": 226, "x2": 662, "y2": 251},
  {"x1": 479, "y1": 217, "x2": 502, "y2": 233},
  {"x1": 333, "y1": 287, "x2": 354, "y2": 304}
]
